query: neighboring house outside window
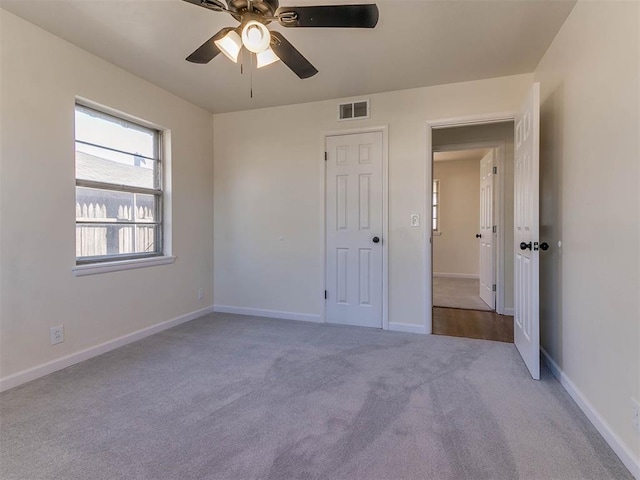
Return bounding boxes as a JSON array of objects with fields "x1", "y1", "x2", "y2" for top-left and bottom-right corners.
[
  {"x1": 75, "y1": 104, "x2": 163, "y2": 264},
  {"x1": 432, "y1": 179, "x2": 441, "y2": 235}
]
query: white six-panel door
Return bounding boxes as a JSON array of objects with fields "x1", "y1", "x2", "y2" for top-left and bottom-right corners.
[
  {"x1": 325, "y1": 132, "x2": 383, "y2": 328},
  {"x1": 514, "y1": 83, "x2": 541, "y2": 380},
  {"x1": 479, "y1": 150, "x2": 495, "y2": 309}
]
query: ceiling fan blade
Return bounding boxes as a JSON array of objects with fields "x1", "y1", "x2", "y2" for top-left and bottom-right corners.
[
  {"x1": 270, "y1": 31, "x2": 318, "y2": 79},
  {"x1": 276, "y1": 4, "x2": 379, "y2": 28},
  {"x1": 186, "y1": 27, "x2": 233, "y2": 64},
  {"x1": 182, "y1": 0, "x2": 227, "y2": 13}
]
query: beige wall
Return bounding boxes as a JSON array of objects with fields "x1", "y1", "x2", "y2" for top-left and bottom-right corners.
[
  {"x1": 0, "y1": 11, "x2": 214, "y2": 379},
  {"x1": 433, "y1": 122, "x2": 515, "y2": 310},
  {"x1": 432, "y1": 158, "x2": 480, "y2": 276},
  {"x1": 213, "y1": 74, "x2": 532, "y2": 326},
  {"x1": 534, "y1": 0, "x2": 639, "y2": 470}
]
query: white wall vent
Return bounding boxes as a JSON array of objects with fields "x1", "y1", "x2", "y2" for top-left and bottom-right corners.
[{"x1": 338, "y1": 99, "x2": 370, "y2": 121}]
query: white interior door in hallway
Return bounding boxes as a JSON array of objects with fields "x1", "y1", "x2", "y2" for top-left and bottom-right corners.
[
  {"x1": 479, "y1": 150, "x2": 496, "y2": 309},
  {"x1": 325, "y1": 131, "x2": 383, "y2": 328},
  {"x1": 514, "y1": 82, "x2": 541, "y2": 380}
]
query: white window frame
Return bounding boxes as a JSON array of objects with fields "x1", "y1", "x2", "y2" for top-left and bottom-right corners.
[
  {"x1": 73, "y1": 102, "x2": 174, "y2": 276},
  {"x1": 432, "y1": 179, "x2": 441, "y2": 235}
]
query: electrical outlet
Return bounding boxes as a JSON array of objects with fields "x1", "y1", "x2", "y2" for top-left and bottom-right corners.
[
  {"x1": 198, "y1": 288, "x2": 204, "y2": 300},
  {"x1": 632, "y1": 398, "x2": 640, "y2": 434},
  {"x1": 410, "y1": 214, "x2": 420, "y2": 227},
  {"x1": 50, "y1": 325, "x2": 64, "y2": 345}
]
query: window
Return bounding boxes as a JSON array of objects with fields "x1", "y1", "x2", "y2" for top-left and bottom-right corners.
[
  {"x1": 75, "y1": 104, "x2": 163, "y2": 264},
  {"x1": 432, "y1": 179, "x2": 440, "y2": 234}
]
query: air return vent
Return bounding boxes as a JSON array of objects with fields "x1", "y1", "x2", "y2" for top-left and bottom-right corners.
[{"x1": 338, "y1": 99, "x2": 370, "y2": 121}]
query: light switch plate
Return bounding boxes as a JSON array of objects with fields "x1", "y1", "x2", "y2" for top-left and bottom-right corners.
[{"x1": 410, "y1": 214, "x2": 420, "y2": 227}]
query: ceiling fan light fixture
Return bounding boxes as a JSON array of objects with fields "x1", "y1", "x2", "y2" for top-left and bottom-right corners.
[
  {"x1": 256, "y1": 47, "x2": 280, "y2": 68},
  {"x1": 214, "y1": 29, "x2": 242, "y2": 63},
  {"x1": 242, "y1": 20, "x2": 271, "y2": 53}
]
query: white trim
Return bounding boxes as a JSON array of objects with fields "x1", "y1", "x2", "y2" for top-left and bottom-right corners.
[
  {"x1": 424, "y1": 126, "x2": 433, "y2": 334},
  {"x1": 495, "y1": 144, "x2": 507, "y2": 316},
  {"x1": 433, "y1": 141, "x2": 505, "y2": 153},
  {"x1": 388, "y1": 322, "x2": 427, "y2": 335},
  {"x1": 321, "y1": 126, "x2": 389, "y2": 331},
  {"x1": 319, "y1": 135, "x2": 327, "y2": 324},
  {"x1": 0, "y1": 305, "x2": 213, "y2": 393},
  {"x1": 73, "y1": 255, "x2": 176, "y2": 277},
  {"x1": 381, "y1": 127, "x2": 389, "y2": 331},
  {"x1": 433, "y1": 272, "x2": 479, "y2": 279},
  {"x1": 431, "y1": 112, "x2": 516, "y2": 129},
  {"x1": 541, "y1": 348, "x2": 640, "y2": 479},
  {"x1": 425, "y1": 112, "x2": 516, "y2": 336},
  {"x1": 213, "y1": 305, "x2": 322, "y2": 323},
  {"x1": 502, "y1": 307, "x2": 514, "y2": 316}
]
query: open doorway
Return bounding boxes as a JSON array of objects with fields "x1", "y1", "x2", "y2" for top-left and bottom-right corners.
[
  {"x1": 432, "y1": 147, "x2": 493, "y2": 311},
  {"x1": 430, "y1": 122, "x2": 515, "y2": 342}
]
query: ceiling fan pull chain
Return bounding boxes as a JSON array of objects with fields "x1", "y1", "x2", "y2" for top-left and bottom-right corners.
[{"x1": 250, "y1": 52, "x2": 254, "y2": 99}]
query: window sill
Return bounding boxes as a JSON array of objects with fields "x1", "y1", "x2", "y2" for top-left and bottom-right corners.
[{"x1": 73, "y1": 255, "x2": 176, "y2": 277}]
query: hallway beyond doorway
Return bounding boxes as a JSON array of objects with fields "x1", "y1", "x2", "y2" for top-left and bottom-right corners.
[
  {"x1": 433, "y1": 275, "x2": 492, "y2": 311},
  {"x1": 433, "y1": 307, "x2": 513, "y2": 343}
]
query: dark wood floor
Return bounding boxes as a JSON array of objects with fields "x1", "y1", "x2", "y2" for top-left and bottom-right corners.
[{"x1": 432, "y1": 307, "x2": 514, "y2": 343}]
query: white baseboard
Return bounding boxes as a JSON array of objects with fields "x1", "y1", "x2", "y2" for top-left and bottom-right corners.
[
  {"x1": 214, "y1": 306, "x2": 429, "y2": 336},
  {"x1": 213, "y1": 305, "x2": 322, "y2": 324},
  {"x1": 433, "y1": 272, "x2": 479, "y2": 279},
  {"x1": 541, "y1": 348, "x2": 640, "y2": 479},
  {"x1": 500, "y1": 307, "x2": 514, "y2": 316},
  {"x1": 388, "y1": 322, "x2": 427, "y2": 334},
  {"x1": 0, "y1": 305, "x2": 215, "y2": 393}
]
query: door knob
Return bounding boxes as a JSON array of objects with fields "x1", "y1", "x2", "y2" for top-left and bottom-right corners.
[
  {"x1": 372, "y1": 236, "x2": 380, "y2": 244},
  {"x1": 520, "y1": 242, "x2": 532, "y2": 251},
  {"x1": 540, "y1": 242, "x2": 549, "y2": 251},
  {"x1": 476, "y1": 234, "x2": 482, "y2": 238}
]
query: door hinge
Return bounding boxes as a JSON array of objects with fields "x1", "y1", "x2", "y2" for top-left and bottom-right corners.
[
  {"x1": 492, "y1": 284, "x2": 497, "y2": 292},
  {"x1": 493, "y1": 225, "x2": 497, "y2": 233},
  {"x1": 492, "y1": 166, "x2": 497, "y2": 174},
  {"x1": 324, "y1": 152, "x2": 328, "y2": 161},
  {"x1": 324, "y1": 290, "x2": 327, "y2": 299}
]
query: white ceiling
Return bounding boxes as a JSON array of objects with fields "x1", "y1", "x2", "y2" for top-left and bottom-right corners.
[
  {"x1": 1, "y1": 0, "x2": 576, "y2": 113},
  {"x1": 434, "y1": 148, "x2": 491, "y2": 163}
]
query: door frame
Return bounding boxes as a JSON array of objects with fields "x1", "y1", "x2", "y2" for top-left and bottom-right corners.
[
  {"x1": 424, "y1": 113, "x2": 515, "y2": 334},
  {"x1": 321, "y1": 126, "x2": 389, "y2": 330},
  {"x1": 432, "y1": 140, "x2": 508, "y2": 315}
]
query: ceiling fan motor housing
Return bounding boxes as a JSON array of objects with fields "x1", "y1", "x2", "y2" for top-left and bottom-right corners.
[{"x1": 228, "y1": 0, "x2": 279, "y2": 21}]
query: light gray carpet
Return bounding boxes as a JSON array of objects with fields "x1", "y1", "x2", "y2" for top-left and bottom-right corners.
[
  {"x1": 0, "y1": 313, "x2": 632, "y2": 480},
  {"x1": 433, "y1": 276, "x2": 492, "y2": 311}
]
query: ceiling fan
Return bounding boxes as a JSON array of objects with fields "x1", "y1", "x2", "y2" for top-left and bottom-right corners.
[{"x1": 182, "y1": 0, "x2": 379, "y2": 79}]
